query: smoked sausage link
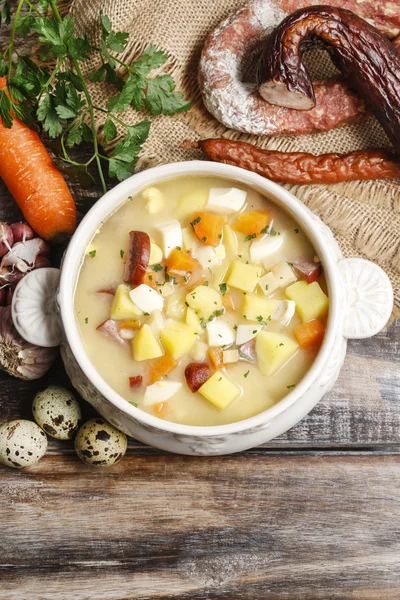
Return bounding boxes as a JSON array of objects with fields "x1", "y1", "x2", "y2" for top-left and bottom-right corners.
[
  {"x1": 124, "y1": 231, "x2": 151, "y2": 286},
  {"x1": 258, "y1": 6, "x2": 400, "y2": 151},
  {"x1": 185, "y1": 363, "x2": 210, "y2": 393},
  {"x1": 196, "y1": 138, "x2": 400, "y2": 185}
]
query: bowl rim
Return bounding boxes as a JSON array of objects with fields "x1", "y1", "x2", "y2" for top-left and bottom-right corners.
[{"x1": 59, "y1": 161, "x2": 340, "y2": 437}]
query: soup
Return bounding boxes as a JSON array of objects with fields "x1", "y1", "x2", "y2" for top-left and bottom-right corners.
[{"x1": 74, "y1": 176, "x2": 329, "y2": 426}]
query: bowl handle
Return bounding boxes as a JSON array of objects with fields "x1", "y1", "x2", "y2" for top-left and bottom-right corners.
[
  {"x1": 11, "y1": 267, "x2": 63, "y2": 348},
  {"x1": 338, "y1": 258, "x2": 393, "y2": 339}
]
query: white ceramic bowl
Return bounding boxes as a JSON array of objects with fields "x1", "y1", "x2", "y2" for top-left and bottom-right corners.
[{"x1": 12, "y1": 162, "x2": 393, "y2": 455}]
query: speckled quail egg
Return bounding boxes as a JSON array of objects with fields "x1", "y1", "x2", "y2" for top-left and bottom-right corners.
[
  {"x1": 0, "y1": 420, "x2": 47, "y2": 469},
  {"x1": 32, "y1": 386, "x2": 82, "y2": 440},
  {"x1": 74, "y1": 418, "x2": 127, "y2": 467}
]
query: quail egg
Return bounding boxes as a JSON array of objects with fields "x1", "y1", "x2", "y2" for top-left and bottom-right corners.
[
  {"x1": 0, "y1": 420, "x2": 47, "y2": 469},
  {"x1": 74, "y1": 418, "x2": 127, "y2": 466},
  {"x1": 32, "y1": 386, "x2": 82, "y2": 440}
]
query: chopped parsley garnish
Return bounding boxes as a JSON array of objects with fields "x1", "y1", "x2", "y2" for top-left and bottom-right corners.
[
  {"x1": 152, "y1": 263, "x2": 163, "y2": 272},
  {"x1": 238, "y1": 254, "x2": 242, "y2": 258},
  {"x1": 176, "y1": 246, "x2": 181, "y2": 250},
  {"x1": 256, "y1": 315, "x2": 270, "y2": 326},
  {"x1": 144, "y1": 312, "x2": 149, "y2": 316},
  {"x1": 244, "y1": 233, "x2": 256, "y2": 242},
  {"x1": 191, "y1": 216, "x2": 201, "y2": 226},
  {"x1": 233, "y1": 324, "x2": 238, "y2": 331},
  {"x1": 252, "y1": 330, "x2": 257, "y2": 334},
  {"x1": 204, "y1": 281, "x2": 209, "y2": 286},
  {"x1": 120, "y1": 249, "x2": 125, "y2": 258},
  {"x1": 218, "y1": 377, "x2": 222, "y2": 381},
  {"x1": 244, "y1": 370, "x2": 250, "y2": 378},
  {"x1": 265, "y1": 284, "x2": 269, "y2": 290},
  {"x1": 130, "y1": 402, "x2": 138, "y2": 408},
  {"x1": 219, "y1": 283, "x2": 227, "y2": 295},
  {"x1": 279, "y1": 343, "x2": 284, "y2": 346},
  {"x1": 218, "y1": 234, "x2": 222, "y2": 239},
  {"x1": 287, "y1": 384, "x2": 296, "y2": 389},
  {"x1": 88, "y1": 250, "x2": 96, "y2": 258},
  {"x1": 185, "y1": 301, "x2": 189, "y2": 307},
  {"x1": 84, "y1": 317, "x2": 88, "y2": 324},
  {"x1": 294, "y1": 228, "x2": 299, "y2": 234},
  {"x1": 202, "y1": 236, "x2": 207, "y2": 242}
]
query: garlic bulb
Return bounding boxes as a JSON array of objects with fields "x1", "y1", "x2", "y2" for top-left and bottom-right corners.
[{"x1": 0, "y1": 306, "x2": 57, "y2": 379}]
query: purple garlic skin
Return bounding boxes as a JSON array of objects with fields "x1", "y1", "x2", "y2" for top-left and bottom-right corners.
[{"x1": 0, "y1": 306, "x2": 58, "y2": 379}]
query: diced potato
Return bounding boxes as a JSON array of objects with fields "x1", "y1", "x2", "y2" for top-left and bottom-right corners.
[
  {"x1": 149, "y1": 242, "x2": 163, "y2": 265},
  {"x1": 223, "y1": 224, "x2": 238, "y2": 255},
  {"x1": 258, "y1": 271, "x2": 280, "y2": 296},
  {"x1": 190, "y1": 341, "x2": 208, "y2": 361},
  {"x1": 285, "y1": 281, "x2": 329, "y2": 323},
  {"x1": 111, "y1": 284, "x2": 143, "y2": 319},
  {"x1": 226, "y1": 261, "x2": 262, "y2": 293},
  {"x1": 182, "y1": 227, "x2": 197, "y2": 252},
  {"x1": 160, "y1": 320, "x2": 197, "y2": 360},
  {"x1": 185, "y1": 285, "x2": 223, "y2": 320},
  {"x1": 242, "y1": 293, "x2": 277, "y2": 323},
  {"x1": 272, "y1": 260, "x2": 297, "y2": 288},
  {"x1": 177, "y1": 189, "x2": 208, "y2": 218},
  {"x1": 256, "y1": 331, "x2": 299, "y2": 377},
  {"x1": 198, "y1": 372, "x2": 241, "y2": 410},
  {"x1": 142, "y1": 187, "x2": 164, "y2": 214},
  {"x1": 186, "y1": 307, "x2": 203, "y2": 334},
  {"x1": 166, "y1": 294, "x2": 186, "y2": 320},
  {"x1": 132, "y1": 324, "x2": 164, "y2": 361}
]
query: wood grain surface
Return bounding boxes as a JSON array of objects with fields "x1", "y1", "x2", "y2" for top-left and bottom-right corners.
[{"x1": 0, "y1": 40, "x2": 399, "y2": 598}]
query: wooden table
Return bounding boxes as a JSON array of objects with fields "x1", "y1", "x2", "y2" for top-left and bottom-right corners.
[{"x1": 0, "y1": 150, "x2": 399, "y2": 600}]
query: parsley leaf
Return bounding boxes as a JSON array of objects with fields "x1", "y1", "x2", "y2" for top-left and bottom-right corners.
[{"x1": 145, "y1": 75, "x2": 191, "y2": 116}]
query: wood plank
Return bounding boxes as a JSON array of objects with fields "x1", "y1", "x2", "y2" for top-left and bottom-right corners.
[{"x1": 1, "y1": 454, "x2": 400, "y2": 599}]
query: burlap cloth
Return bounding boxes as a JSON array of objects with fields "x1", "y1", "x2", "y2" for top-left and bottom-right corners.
[{"x1": 66, "y1": 0, "x2": 400, "y2": 309}]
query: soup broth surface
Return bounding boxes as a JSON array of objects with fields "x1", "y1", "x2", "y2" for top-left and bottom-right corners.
[{"x1": 74, "y1": 175, "x2": 328, "y2": 426}]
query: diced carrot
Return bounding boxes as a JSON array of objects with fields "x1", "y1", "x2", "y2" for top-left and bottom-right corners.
[
  {"x1": 142, "y1": 271, "x2": 156, "y2": 288},
  {"x1": 153, "y1": 354, "x2": 177, "y2": 376},
  {"x1": 147, "y1": 366, "x2": 161, "y2": 385},
  {"x1": 233, "y1": 211, "x2": 270, "y2": 237},
  {"x1": 165, "y1": 248, "x2": 199, "y2": 274},
  {"x1": 154, "y1": 402, "x2": 168, "y2": 417},
  {"x1": 208, "y1": 347, "x2": 224, "y2": 370},
  {"x1": 294, "y1": 319, "x2": 325, "y2": 349},
  {"x1": 222, "y1": 292, "x2": 235, "y2": 312},
  {"x1": 129, "y1": 375, "x2": 143, "y2": 390},
  {"x1": 118, "y1": 319, "x2": 141, "y2": 330},
  {"x1": 191, "y1": 212, "x2": 225, "y2": 247}
]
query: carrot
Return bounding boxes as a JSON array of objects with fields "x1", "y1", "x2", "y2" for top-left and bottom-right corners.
[
  {"x1": 153, "y1": 354, "x2": 177, "y2": 376},
  {"x1": 191, "y1": 212, "x2": 225, "y2": 247},
  {"x1": 294, "y1": 319, "x2": 325, "y2": 349},
  {"x1": 147, "y1": 365, "x2": 161, "y2": 385},
  {"x1": 0, "y1": 77, "x2": 76, "y2": 241},
  {"x1": 165, "y1": 248, "x2": 199, "y2": 274},
  {"x1": 142, "y1": 271, "x2": 157, "y2": 288},
  {"x1": 234, "y1": 211, "x2": 270, "y2": 237},
  {"x1": 118, "y1": 319, "x2": 141, "y2": 330},
  {"x1": 208, "y1": 347, "x2": 224, "y2": 370}
]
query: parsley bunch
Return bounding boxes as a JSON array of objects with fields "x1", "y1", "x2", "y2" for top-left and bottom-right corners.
[{"x1": 0, "y1": 0, "x2": 190, "y2": 193}]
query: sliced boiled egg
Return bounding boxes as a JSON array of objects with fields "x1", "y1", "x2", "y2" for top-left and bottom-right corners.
[
  {"x1": 258, "y1": 271, "x2": 280, "y2": 296},
  {"x1": 250, "y1": 233, "x2": 284, "y2": 263},
  {"x1": 206, "y1": 187, "x2": 247, "y2": 214},
  {"x1": 129, "y1": 284, "x2": 164, "y2": 313},
  {"x1": 155, "y1": 220, "x2": 182, "y2": 257},
  {"x1": 206, "y1": 319, "x2": 235, "y2": 347},
  {"x1": 143, "y1": 381, "x2": 182, "y2": 406},
  {"x1": 235, "y1": 324, "x2": 262, "y2": 346},
  {"x1": 193, "y1": 244, "x2": 220, "y2": 269},
  {"x1": 273, "y1": 299, "x2": 296, "y2": 324}
]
